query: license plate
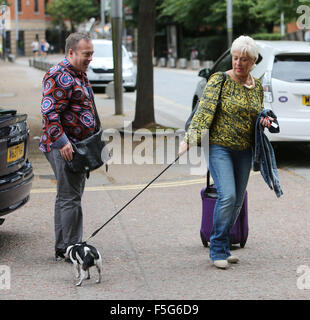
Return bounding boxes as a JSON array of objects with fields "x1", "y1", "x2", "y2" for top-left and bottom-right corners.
[
  {"x1": 302, "y1": 96, "x2": 310, "y2": 106},
  {"x1": 7, "y1": 142, "x2": 25, "y2": 163}
]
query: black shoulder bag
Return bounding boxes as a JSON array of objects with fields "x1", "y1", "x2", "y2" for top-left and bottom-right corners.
[{"x1": 66, "y1": 93, "x2": 110, "y2": 178}]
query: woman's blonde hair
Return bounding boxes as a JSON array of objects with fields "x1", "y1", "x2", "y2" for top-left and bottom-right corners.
[{"x1": 231, "y1": 35, "x2": 258, "y2": 62}]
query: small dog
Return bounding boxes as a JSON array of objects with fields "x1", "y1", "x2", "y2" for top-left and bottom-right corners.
[{"x1": 65, "y1": 242, "x2": 102, "y2": 286}]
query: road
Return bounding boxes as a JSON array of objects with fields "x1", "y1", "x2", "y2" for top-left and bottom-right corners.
[
  {"x1": 1, "y1": 57, "x2": 310, "y2": 301},
  {"x1": 93, "y1": 66, "x2": 198, "y2": 130}
]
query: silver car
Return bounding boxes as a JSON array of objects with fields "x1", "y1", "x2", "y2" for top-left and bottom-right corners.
[
  {"x1": 192, "y1": 40, "x2": 310, "y2": 142},
  {"x1": 87, "y1": 39, "x2": 137, "y2": 92}
]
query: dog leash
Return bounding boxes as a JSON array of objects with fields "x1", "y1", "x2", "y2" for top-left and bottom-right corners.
[{"x1": 85, "y1": 155, "x2": 180, "y2": 241}]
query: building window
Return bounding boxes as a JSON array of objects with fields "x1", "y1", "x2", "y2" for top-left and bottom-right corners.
[
  {"x1": 34, "y1": 0, "x2": 39, "y2": 12},
  {"x1": 18, "y1": 0, "x2": 22, "y2": 12},
  {"x1": 44, "y1": 0, "x2": 49, "y2": 15}
]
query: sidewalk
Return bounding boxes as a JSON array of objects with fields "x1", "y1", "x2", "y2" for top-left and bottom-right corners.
[{"x1": 1, "y1": 58, "x2": 310, "y2": 300}]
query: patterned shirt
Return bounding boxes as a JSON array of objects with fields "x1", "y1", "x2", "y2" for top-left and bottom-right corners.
[
  {"x1": 39, "y1": 58, "x2": 97, "y2": 152},
  {"x1": 185, "y1": 72, "x2": 264, "y2": 150}
]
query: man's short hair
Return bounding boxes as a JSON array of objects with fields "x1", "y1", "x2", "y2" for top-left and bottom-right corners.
[{"x1": 65, "y1": 32, "x2": 91, "y2": 55}]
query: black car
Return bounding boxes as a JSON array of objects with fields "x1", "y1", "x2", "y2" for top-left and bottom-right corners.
[{"x1": 0, "y1": 109, "x2": 34, "y2": 224}]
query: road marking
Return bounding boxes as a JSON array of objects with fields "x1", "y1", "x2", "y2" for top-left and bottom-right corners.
[
  {"x1": 30, "y1": 171, "x2": 259, "y2": 194},
  {"x1": 30, "y1": 177, "x2": 206, "y2": 194}
]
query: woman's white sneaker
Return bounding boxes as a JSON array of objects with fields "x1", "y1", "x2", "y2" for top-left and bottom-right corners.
[
  {"x1": 227, "y1": 255, "x2": 239, "y2": 263},
  {"x1": 213, "y1": 260, "x2": 228, "y2": 269}
]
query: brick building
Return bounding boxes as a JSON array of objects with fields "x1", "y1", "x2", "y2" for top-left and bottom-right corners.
[{"x1": 1, "y1": 0, "x2": 51, "y2": 56}]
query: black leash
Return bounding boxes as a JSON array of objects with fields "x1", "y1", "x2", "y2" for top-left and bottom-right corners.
[{"x1": 85, "y1": 155, "x2": 180, "y2": 241}]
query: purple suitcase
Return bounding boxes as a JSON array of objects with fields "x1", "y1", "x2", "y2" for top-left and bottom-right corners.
[{"x1": 200, "y1": 171, "x2": 248, "y2": 248}]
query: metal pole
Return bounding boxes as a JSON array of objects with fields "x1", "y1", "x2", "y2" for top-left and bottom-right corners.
[
  {"x1": 101, "y1": 0, "x2": 105, "y2": 38},
  {"x1": 226, "y1": 0, "x2": 233, "y2": 48},
  {"x1": 15, "y1": 0, "x2": 18, "y2": 56},
  {"x1": 280, "y1": 12, "x2": 285, "y2": 36},
  {"x1": 1, "y1": 4, "x2": 6, "y2": 60},
  {"x1": 111, "y1": 0, "x2": 123, "y2": 115}
]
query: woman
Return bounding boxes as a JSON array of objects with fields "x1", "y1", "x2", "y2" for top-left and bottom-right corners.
[{"x1": 178, "y1": 35, "x2": 272, "y2": 269}]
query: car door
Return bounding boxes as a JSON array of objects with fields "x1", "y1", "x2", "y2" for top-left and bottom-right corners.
[{"x1": 270, "y1": 54, "x2": 310, "y2": 138}]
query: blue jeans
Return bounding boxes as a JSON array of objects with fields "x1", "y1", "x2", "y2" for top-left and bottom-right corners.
[{"x1": 206, "y1": 144, "x2": 252, "y2": 261}]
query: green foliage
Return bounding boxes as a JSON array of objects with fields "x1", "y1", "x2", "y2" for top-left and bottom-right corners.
[
  {"x1": 183, "y1": 35, "x2": 227, "y2": 61},
  {"x1": 47, "y1": 0, "x2": 99, "y2": 32},
  {"x1": 159, "y1": 0, "x2": 303, "y2": 34},
  {"x1": 250, "y1": 0, "x2": 301, "y2": 24},
  {"x1": 158, "y1": 0, "x2": 212, "y2": 31},
  {"x1": 251, "y1": 33, "x2": 284, "y2": 40}
]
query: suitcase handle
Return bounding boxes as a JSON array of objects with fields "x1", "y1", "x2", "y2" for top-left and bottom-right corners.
[
  {"x1": 207, "y1": 170, "x2": 211, "y2": 189},
  {"x1": 205, "y1": 170, "x2": 217, "y2": 197}
]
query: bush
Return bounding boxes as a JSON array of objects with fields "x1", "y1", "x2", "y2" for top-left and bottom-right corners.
[
  {"x1": 183, "y1": 35, "x2": 227, "y2": 61},
  {"x1": 251, "y1": 33, "x2": 284, "y2": 40}
]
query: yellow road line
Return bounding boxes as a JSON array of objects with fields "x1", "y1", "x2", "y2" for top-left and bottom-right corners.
[
  {"x1": 30, "y1": 177, "x2": 206, "y2": 194},
  {"x1": 30, "y1": 171, "x2": 258, "y2": 194}
]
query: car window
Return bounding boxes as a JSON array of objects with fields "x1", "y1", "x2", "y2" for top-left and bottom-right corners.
[
  {"x1": 213, "y1": 51, "x2": 232, "y2": 73},
  {"x1": 93, "y1": 44, "x2": 127, "y2": 58},
  {"x1": 272, "y1": 54, "x2": 310, "y2": 82}
]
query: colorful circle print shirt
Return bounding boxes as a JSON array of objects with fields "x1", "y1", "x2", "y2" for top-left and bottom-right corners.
[{"x1": 39, "y1": 58, "x2": 97, "y2": 153}]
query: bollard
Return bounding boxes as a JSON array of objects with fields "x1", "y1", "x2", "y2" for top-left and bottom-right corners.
[
  {"x1": 153, "y1": 57, "x2": 157, "y2": 66},
  {"x1": 167, "y1": 58, "x2": 176, "y2": 68},
  {"x1": 8, "y1": 54, "x2": 15, "y2": 63},
  {"x1": 159, "y1": 57, "x2": 166, "y2": 67},
  {"x1": 177, "y1": 58, "x2": 187, "y2": 69},
  {"x1": 191, "y1": 59, "x2": 200, "y2": 70},
  {"x1": 202, "y1": 60, "x2": 214, "y2": 69},
  {"x1": 106, "y1": 81, "x2": 114, "y2": 99}
]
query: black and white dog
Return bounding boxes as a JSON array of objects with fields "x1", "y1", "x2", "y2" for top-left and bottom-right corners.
[{"x1": 65, "y1": 242, "x2": 102, "y2": 286}]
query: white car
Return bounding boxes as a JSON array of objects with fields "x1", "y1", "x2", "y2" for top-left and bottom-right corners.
[
  {"x1": 192, "y1": 40, "x2": 310, "y2": 142},
  {"x1": 87, "y1": 39, "x2": 137, "y2": 92}
]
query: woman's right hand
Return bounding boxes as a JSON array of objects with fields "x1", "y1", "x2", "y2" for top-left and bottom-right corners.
[
  {"x1": 260, "y1": 116, "x2": 274, "y2": 128},
  {"x1": 178, "y1": 141, "x2": 189, "y2": 156}
]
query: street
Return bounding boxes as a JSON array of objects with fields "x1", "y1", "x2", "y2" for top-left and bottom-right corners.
[{"x1": 1, "y1": 57, "x2": 310, "y2": 301}]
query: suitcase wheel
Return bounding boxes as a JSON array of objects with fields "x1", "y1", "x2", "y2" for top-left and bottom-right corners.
[
  {"x1": 200, "y1": 231, "x2": 209, "y2": 248},
  {"x1": 240, "y1": 240, "x2": 246, "y2": 248}
]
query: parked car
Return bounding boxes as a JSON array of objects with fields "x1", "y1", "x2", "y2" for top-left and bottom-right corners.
[
  {"x1": 87, "y1": 39, "x2": 137, "y2": 92},
  {"x1": 192, "y1": 40, "x2": 310, "y2": 142},
  {"x1": 0, "y1": 109, "x2": 34, "y2": 224}
]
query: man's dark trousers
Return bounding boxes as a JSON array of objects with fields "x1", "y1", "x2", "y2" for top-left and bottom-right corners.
[{"x1": 45, "y1": 149, "x2": 86, "y2": 251}]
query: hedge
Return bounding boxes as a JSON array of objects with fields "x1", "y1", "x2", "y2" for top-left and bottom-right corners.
[{"x1": 251, "y1": 33, "x2": 284, "y2": 40}]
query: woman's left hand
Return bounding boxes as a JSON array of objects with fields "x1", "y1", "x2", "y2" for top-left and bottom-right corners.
[{"x1": 260, "y1": 116, "x2": 274, "y2": 128}]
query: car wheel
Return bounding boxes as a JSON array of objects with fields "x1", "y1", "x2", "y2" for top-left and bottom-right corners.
[
  {"x1": 125, "y1": 86, "x2": 136, "y2": 92},
  {"x1": 200, "y1": 231, "x2": 208, "y2": 247},
  {"x1": 92, "y1": 87, "x2": 106, "y2": 94}
]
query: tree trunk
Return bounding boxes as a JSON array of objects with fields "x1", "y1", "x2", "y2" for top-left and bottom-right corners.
[
  {"x1": 132, "y1": 0, "x2": 156, "y2": 129},
  {"x1": 70, "y1": 20, "x2": 75, "y2": 33}
]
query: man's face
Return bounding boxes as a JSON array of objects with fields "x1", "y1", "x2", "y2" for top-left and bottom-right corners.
[{"x1": 68, "y1": 39, "x2": 94, "y2": 73}]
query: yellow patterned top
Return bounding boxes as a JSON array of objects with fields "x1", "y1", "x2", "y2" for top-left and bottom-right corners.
[{"x1": 185, "y1": 72, "x2": 264, "y2": 150}]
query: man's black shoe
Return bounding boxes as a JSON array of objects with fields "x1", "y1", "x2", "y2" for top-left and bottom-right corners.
[{"x1": 55, "y1": 248, "x2": 66, "y2": 260}]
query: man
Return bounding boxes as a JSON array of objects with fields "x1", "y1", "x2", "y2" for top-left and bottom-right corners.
[{"x1": 40, "y1": 33, "x2": 96, "y2": 260}]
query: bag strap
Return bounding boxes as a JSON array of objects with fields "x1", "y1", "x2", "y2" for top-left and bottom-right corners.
[
  {"x1": 217, "y1": 71, "x2": 226, "y2": 107},
  {"x1": 89, "y1": 88, "x2": 102, "y2": 131},
  {"x1": 206, "y1": 72, "x2": 226, "y2": 187}
]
